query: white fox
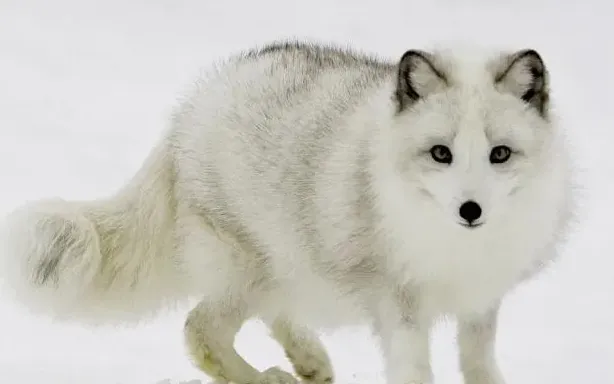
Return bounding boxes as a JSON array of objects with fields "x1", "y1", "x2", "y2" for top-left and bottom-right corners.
[{"x1": 0, "y1": 41, "x2": 575, "y2": 384}]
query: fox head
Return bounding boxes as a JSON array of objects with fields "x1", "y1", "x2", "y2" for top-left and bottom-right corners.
[{"x1": 383, "y1": 46, "x2": 567, "y2": 230}]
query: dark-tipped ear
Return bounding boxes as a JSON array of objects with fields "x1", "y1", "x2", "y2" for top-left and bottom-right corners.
[
  {"x1": 494, "y1": 49, "x2": 549, "y2": 116},
  {"x1": 395, "y1": 50, "x2": 448, "y2": 112}
]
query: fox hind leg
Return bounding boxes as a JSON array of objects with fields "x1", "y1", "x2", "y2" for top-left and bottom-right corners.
[
  {"x1": 268, "y1": 317, "x2": 334, "y2": 383},
  {"x1": 184, "y1": 300, "x2": 299, "y2": 384}
]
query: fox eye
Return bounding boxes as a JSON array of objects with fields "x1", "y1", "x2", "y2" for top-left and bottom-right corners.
[
  {"x1": 430, "y1": 145, "x2": 453, "y2": 164},
  {"x1": 490, "y1": 145, "x2": 512, "y2": 164}
]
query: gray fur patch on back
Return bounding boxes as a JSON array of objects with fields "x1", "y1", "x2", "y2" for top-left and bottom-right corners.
[
  {"x1": 243, "y1": 40, "x2": 395, "y2": 73},
  {"x1": 171, "y1": 39, "x2": 397, "y2": 297}
]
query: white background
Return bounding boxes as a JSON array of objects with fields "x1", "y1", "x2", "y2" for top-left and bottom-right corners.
[{"x1": 0, "y1": 1, "x2": 611, "y2": 383}]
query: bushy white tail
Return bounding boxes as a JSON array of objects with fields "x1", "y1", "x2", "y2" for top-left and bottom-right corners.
[{"x1": 0, "y1": 143, "x2": 190, "y2": 324}]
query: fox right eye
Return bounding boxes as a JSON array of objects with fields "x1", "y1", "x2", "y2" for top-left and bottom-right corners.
[{"x1": 430, "y1": 145, "x2": 453, "y2": 164}]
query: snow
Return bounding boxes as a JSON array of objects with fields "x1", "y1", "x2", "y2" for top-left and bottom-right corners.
[{"x1": 0, "y1": 1, "x2": 611, "y2": 383}]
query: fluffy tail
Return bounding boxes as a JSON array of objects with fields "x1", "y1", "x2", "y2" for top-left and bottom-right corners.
[{"x1": 0, "y1": 142, "x2": 189, "y2": 324}]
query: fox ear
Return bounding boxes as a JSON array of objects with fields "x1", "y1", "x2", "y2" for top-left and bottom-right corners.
[
  {"x1": 395, "y1": 50, "x2": 448, "y2": 112},
  {"x1": 494, "y1": 49, "x2": 549, "y2": 117}
]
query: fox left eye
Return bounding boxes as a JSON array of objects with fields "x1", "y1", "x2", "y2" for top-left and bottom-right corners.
[
  {"x1": 489, "y1": 145, "x2": 512, "y2": 164},
  {"x1": 430, "y1": 145, "x2": 453, "y2": 164}
]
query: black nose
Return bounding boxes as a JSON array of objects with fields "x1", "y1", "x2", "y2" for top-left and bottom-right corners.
[{"x1": 459, "y1": 200, "x2": 482, "y2": 223}]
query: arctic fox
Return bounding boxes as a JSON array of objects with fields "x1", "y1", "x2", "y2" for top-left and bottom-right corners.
[{"x1": 0, "y1": 41, "x2": 574, "y2": 384}]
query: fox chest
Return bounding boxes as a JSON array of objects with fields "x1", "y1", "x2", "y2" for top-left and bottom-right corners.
[
  {"x1": 403, "y1": 235, "x2": 549, "y2": 317},
  {"x1": 429, "y1": 256, "x2": 548, "y2": 317}
]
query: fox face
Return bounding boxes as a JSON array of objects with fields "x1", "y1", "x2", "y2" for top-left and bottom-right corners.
[{"x1": 388, "y1": 47, "x2": 556, "y2": 229}]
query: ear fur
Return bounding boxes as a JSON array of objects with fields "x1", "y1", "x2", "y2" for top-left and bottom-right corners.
[
  {"x1": 494, "y1": 49, "x2": 549, "y2": 117},
  {"x1": 395, "y1": 50, "x2": 448, "y2": 112}
]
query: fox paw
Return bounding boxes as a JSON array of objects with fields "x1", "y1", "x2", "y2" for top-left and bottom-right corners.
[
  {"x1": 285, "y1": 348, "x2": 333, "y2": 383},
  {"x1": 254, "y1": 367, "x2": 299, "y2": 384},
  {"x1": 463, "y1": 368, "x2": 506, "y2": 384}
]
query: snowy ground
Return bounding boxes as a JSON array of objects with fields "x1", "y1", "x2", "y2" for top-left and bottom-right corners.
[{"x1": 0, "y1": 1, "x2": 612, "y2": 383}]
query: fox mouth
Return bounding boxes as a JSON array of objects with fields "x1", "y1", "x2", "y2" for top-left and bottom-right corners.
[{"x1": 460, "y1": 222, "x2": 483, "y2": 229}]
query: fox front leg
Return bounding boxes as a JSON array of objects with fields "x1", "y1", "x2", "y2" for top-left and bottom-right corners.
[
  {"x1": 457, "y1": 304, "x2": 506, "y2": 384},
  {"x1": 372, "y1": 289, "x2": 434, "y2": 384}
]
